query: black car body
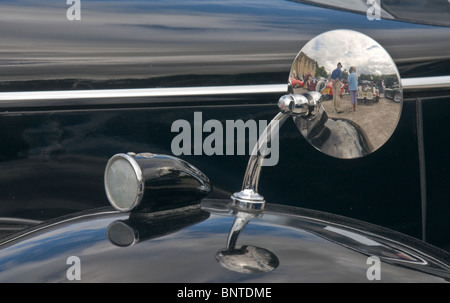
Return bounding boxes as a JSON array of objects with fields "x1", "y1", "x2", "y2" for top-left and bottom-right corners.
[{"x1": 0, "y1": 0, "x2": 449, "y2": 283}]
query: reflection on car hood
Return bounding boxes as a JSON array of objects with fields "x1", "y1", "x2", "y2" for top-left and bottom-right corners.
[{"x1": 0, "y1": 200, "x2": 448, "y2": 282}]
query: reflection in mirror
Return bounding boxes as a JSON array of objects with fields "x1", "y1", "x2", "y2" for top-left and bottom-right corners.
[
  {"x1": 289, "y1": 29, "x2": 402, "y2": 158},
  {"x1": 216, "y1": 211, "x2": 279, "y2": 274}
]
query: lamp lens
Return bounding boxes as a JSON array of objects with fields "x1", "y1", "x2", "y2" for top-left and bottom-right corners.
[{"x1": 106, "y1": 157, "x2": 139, "y2": 210}]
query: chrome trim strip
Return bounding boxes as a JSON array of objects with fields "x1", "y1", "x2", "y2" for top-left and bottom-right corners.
[
  {"x1": 402, "y1": 76, "x2": 450, "y2": 90},
  {"x1": 0, "y1": 84, "x2": 287, "y2": 102},
  {"x1": 0, "y1": 76, "x2": 449, "y2": 102}
]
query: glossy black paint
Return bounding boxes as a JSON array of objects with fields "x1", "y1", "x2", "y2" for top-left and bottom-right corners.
[
  {"x1": 0, "y1": 0, "x2": 449, "y2": 254},
  {"x1": 0, "y1": 0, "x2": 450, "y2": 93},
  {"x1": 0, "y1": 201, "x2": 448, "y2": 282}
]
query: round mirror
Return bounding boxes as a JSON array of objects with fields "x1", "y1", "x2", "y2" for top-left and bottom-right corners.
[{"x1": 288, "y1": 29, "x2": 402, "y2": 159}]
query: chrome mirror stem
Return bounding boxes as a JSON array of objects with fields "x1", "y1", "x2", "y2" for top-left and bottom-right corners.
[
  {"x1": 226, "y1": 211, "x2": 255, "y2": 250},
  {"x1": 230, "y1": 93, "x2": 320, "y2": 211},
  {"x1": 230, "y1": 112, "x2": 289, "y2": 210},
  {"x1": 216, "y1": 210, "x2": 279, "y2": 274}
]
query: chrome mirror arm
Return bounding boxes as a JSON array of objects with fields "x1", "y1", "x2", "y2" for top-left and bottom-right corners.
[
  {"x1": 226, "y1": 211, "x2": 255, "y2": 250},
  {"x1": 230, "y1": 112, "x2": 289, "y2": 210},
  {"x1": 216, "y1": 209, "x2": 279, "y2": 274},
  {"x1": 230, "y1": 92, "x2": 321, "y2": 211}
]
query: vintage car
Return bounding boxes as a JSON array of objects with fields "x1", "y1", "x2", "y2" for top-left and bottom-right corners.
[
  {"x1": 0, "y1": 0, "x2": 449, "y2": 284},
  {"x1": 357, "y1": 80, "x2": 380, "y2": 103},
  {"x1": 289, "y1": 76, "x2": 305, "y2": 89},
  {"x1": 385, "y1": 83, "x2": 402, "y2": 103},
  {"x1": 289, "y1": 73, "x2": 314, "y2": 90},
  {"x1": 320, "y1": 80, "x2": 347, "y2": 100}
]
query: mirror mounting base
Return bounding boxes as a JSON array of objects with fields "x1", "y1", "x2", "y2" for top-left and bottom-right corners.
[{"x1": 230, "y1": 189, "x2": 265, "y2": 211}]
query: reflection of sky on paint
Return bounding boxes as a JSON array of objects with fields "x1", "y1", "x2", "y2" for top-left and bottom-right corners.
[
  {"x1": 0, "y1": 0, "x2": 438, "y2": 80},
  {"x1": 0, "y1": 210, "x2": 446, "y2": 282},
  {"x1": 0, "y1": 229, "x2": 100, "y2": 265},
  {"x1": 0, "y1": 215, "x2": 122, "y2": 282},
  {"x1": 0, "y1": 0, "x2": 317, "y2": 48},
  {"x1": 0, "y1": 2, "x2": 434, "y2": 49},
  {"x1": 301, "y1": 30, "x2": 398, "y2": 76},
  {"x1": 0, "y1": 212, "x2": 329, "y2": 282}
]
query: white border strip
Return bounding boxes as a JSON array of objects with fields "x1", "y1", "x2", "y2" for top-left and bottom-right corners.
[
  {"x1": 402, "y1": 76, "x2": 450, "y2": 90},
  {"x1": 0, "y1": 84, "x2": 286, "y2": 102},
  {"x1": 0, "y1": 76, "x2": 449, "y2": 102}
]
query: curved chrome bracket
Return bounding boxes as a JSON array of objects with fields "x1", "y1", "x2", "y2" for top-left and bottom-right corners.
[
  {"x1": 215, "y1": 209, "x2": 279, "y2": 274},
  {"x1": 230, "y1": 92, "x2": 322, "y2": 211}
]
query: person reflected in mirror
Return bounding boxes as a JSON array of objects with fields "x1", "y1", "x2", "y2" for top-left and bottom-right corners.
[
  {"x1": 348, "y1": 66, "x2": 358, "y2": 112},
  {"x1": 376, "y1": 78, "x2": 384, "y2": 94},
  {"x1": 330, "y1": 62, "x2": 343, "y2": 113}
]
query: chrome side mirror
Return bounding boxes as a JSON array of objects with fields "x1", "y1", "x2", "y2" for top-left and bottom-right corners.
[{"x1": 231, "y1": 29, "x2": 402, "y2": 210}]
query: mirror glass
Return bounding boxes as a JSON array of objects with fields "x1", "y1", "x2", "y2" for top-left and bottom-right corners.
[{"x1": 289, "y1": 29, "x2": 402, "y2": 158}]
